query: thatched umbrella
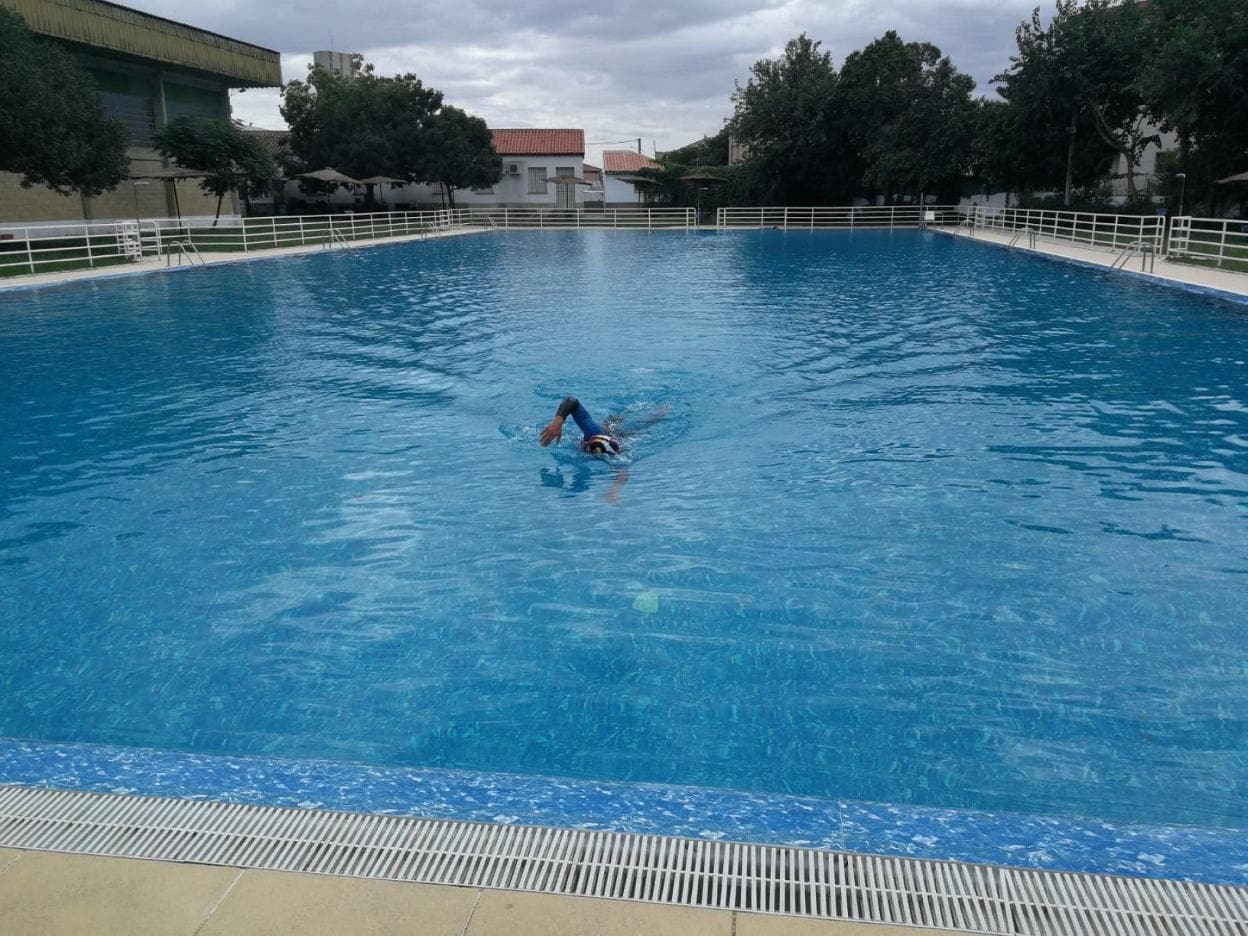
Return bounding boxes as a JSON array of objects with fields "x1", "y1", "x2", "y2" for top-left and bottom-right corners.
[
  {"x1": 298, "y1": 168, "x2": 361, "y2": 185},
  {"x1": 357, "y1": 175, "x2": 405, "y2": 207}
]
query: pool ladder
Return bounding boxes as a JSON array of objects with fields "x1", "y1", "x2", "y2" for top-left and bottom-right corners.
[
  {"x1": 326, "y1": 229, "x2": 355, "y2": 251},
  {"x1": 953, "y1": 217, "x2": 975, "y2": 237},
  {"x1": 166, "y1": 241, "x2": 206, "y2": 269},
  {"x1": 1007, "y1": 226, "x2": 1036, "y2": 249},
  {"x1": 1109, "y1": 239, "x2": 1157, "y2": 274}
]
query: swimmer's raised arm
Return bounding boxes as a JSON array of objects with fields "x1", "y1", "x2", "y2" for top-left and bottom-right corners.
[{"x1": 539, "y1": 396, "x2": 580, "y2": 447}]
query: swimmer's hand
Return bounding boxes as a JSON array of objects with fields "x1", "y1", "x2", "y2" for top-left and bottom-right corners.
[{"x1": 539, "y1": 417, "x2": 564, "y2": 447}]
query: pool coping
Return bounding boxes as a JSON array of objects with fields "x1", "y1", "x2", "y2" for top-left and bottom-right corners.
[
  {"x1": 1, "y1": 738, "x2": 1243, "y2": 888},
  {"x1": 1, "y1": 784, "x2": 1244, "y2": 934}
]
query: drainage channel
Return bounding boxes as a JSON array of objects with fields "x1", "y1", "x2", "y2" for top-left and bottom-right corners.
[{"x1": 0, "y1": 785, "x2": 1244, "y2": 934}]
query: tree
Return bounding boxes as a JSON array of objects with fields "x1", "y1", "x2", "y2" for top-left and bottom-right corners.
[
  {"x1": 423, "y1": 106, "x2": 501, "y2": 207},
  {"x1": 994, "y1": 3, "x2": 1130, "y2": 205},
  {"x1": 661, "y1": 129, "x2": 730, "y2": 167},
  {"x1": 839, "y1": 33, "x2": 976, "y2": 202},
  {"x1": 1059, "y1": 0, "x2": 1158, "y2": 199},
  {"x1": 280, "y1": 62, "x2": 443, "y2": 192},
  {"x1": 0, "y1": 7, "x2": 128, "y2": 196},
  {"x1": 731, "y1": 34, "x2": 847, "y2": 204},
  {"x1": 1140, "y1": 0, "x2": 1248, "y2": 211},
  {"x1": 154, "y1": 117, "x2": 277, "y2": 224}
]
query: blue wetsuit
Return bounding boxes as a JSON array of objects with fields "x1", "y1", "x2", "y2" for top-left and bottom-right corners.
[{"x1": 557, "y1": 397, "x2": 621, "y2": 455}]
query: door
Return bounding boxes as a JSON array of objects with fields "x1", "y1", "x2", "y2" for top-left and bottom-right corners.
[{"x1": 555, "y1": 166, "x2": 575, "y2": 210}]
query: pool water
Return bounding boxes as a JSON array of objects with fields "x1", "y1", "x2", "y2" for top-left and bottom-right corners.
[{"x1": 1, "y1": 230, "x2": 1245, "y2": 833}]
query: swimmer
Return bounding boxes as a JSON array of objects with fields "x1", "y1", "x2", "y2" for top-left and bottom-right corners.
[
  {"x1": 538, "y1": 395, "x2": 669, "y2": 503},
  {"x1": 539, "y1": 396, "x2": 622, "y2": 455}
]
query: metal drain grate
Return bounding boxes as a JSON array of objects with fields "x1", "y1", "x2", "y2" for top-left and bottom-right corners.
[{"x1": 0, "y1": 785, "x2": 1244, "y2": 934}]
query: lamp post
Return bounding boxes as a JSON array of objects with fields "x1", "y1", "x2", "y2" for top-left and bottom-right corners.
[
  {"x1": 131, "y1": 179, "x2": 151, "y2": 224},
  {"x1": 1175, "y1": 172, "x2": 1187, "y2": 218}
]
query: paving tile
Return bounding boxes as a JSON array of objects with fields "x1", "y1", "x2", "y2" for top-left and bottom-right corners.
[
  {"x1": 0, "y1": 851, "x2": 239, "y2": 936},
  {"x1": 466, "y1": 889, "x2": 733, "y2": 936},
  {"x1": 199, "y1": 869, "x2": 477, "y2": 936},
  {"x1": 736, "y1": 912, "x2": 962, "y2": 935}
]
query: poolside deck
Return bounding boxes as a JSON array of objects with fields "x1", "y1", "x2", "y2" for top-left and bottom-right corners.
[
  {"x1": 0, "y1": 847, "x2": 944, "y2": 936},
  {"x1": 934, "y1": 226, "x2": 1248, "y2": 302}
]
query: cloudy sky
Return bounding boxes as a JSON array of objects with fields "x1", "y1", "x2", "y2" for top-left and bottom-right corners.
[{"x1": 129, "y1": 0, "x2": 1044, "y2": 166}]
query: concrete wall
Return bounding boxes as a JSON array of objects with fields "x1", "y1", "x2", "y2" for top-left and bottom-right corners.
[
  {"x1": 604, "y1": 174, "x2": 646, "y2": 207},
  {"x1": 0, "y1": 151, "x2": 232, "y2": 225}
]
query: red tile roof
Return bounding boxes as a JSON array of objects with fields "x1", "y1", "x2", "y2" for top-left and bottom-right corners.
[
  {"x1": 491, "y1": 129, "x2": 585, "y2": 156},
  {"x1": 603, "y1": 150, "x2": 661, "y2": 173}
]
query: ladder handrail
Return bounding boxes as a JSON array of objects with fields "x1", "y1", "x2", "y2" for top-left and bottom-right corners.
[
  {"x1": 1108, "y1": 239, "x2": 1156, "y2": 274},
  {"x1": 1007, "y1": 225, "x2": 1036, "y2": 249},
  {"x1": 165, "y1": 240, "x2": 206, "y2": 268}
]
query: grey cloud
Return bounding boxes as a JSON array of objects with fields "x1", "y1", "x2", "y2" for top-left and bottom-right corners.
[{"x1": 187, "y1": 0, "x2": 1046, "y2": 155}]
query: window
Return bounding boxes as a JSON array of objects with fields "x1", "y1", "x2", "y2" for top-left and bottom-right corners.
[
  {"x1": 555, "y1": 166, "x2": 575, "y2": 179},
  {"x1": 471, "y1": 185, "x2": 494, "y2": 194},
  {"x1": 528, "y1": 167, "x2": 547, "y2": 194}
]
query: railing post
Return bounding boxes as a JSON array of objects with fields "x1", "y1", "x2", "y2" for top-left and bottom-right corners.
[
  {"x1": 1218, "y1": 224, "x2": 1227, "y2": 268},
  {"x1": 241, "y1": 218, "x2": 249, "y2": 253},
  {"x1": 299, "y1": 216, "x2": 306, "y2": 245},
  {"x1": 25, "y1": 228, "x2": 34, "y2": 273},
  {"x1": 271, "y1": 217, "x2": 278, "y2": 248},
  {"x1": 84, "y1": 224, "x2": 94, "y2": 268}
]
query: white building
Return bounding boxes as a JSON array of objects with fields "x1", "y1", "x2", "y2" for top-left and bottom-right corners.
[
  {"x1": 602, "y1": 151, "x2": 661, "y2": 207},
  {"x1": 450, "y1": 129, "x2": 588, "y2": 209}
]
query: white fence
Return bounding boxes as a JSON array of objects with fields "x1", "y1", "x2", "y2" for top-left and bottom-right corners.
[
  {"x1": 1169, "y1": 216, "x2": 1248, "y2": 270},
  {"x1": 965, "y1": 207, "x2": 1166, "y2": 256},
  {"x1": 466, "y1": 208, "x2": 696, "y2": 229},
  {"x1": 718, "y1": 206, "x2": 962, "y2": 229},
  {"x1": 3, "y1": 205, "x2": 1244, "y2": 278},
  {"x1": 0, "y1": 210, "x2": 469, "y2": 276},
  {"x1": 0, "y1": 207, "x2": 698, "y2": 276}
]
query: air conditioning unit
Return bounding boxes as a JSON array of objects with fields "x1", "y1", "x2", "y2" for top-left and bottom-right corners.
[{"x1": 507, "y1": 163, "x2": 521, "y2": 175}]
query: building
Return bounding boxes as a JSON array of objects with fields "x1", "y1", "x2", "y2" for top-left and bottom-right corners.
[
  {"x1": 312, "y1": 50, "x2": 356, "y2": 80},
  {"x1": 466, "y1": 129, "x2": 588, "y2": 209},
  {"x1": 602, "y1": 150, "x2": 661, "y2": 207},
  {"x1": 0, "y1": 0, "x2": 281, "y2": 224}
]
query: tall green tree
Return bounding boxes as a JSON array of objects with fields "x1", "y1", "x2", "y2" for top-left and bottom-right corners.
[
  {"x1": 154, "y1": 117, "x2": 276, "y2": 224},
  {"x1": 731, "y1": 34, "x2": 846, "y2": 204},
  {"x1": 994, "y1": 2, "x2": 1135, "y2": 205},
  {"x1": 423, "y1": 106, "x2": 501, "y2": 207},
  {"x1": 1140, "y1": 0, "x2": 1248, "y2": 211},
  {"x1": 0, "y1": 7, "x2": 128, "y2": 196},
  {"x1": 280, "y1": 62, "x2": 443, "y2": 188},
  {"x1": 839, "y1": 33, "x2": 976, "y2": 202},
  {"x1": 1060, "y1": 0, "x2": 1157, "y2": 199}
]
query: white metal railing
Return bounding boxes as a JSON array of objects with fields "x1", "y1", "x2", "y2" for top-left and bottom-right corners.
[
  {"x1": 0, "y1": 209, "x2": 470, "y2": 277},
  {"x1": 466, "y1": 208, "x2": 696, "y2": 230},
  {"x1": 969, "y1": 207, "x2": 1165, "y2": 256},
  {"x1": 0, "y1": 219, "x2": 144, "y2": 276},
  {"x1": 716, "y1": 206, "x2": 963, "y2": 229},
  {"x1": 146, "y1": 209, "x2": 466, "y2": 256},
  {"x1": 0, "y1": 207, "x2": 700, "y2": 277},
  {"x1": 1168, "y1": 216, "x2": 1248, "y2": 271}
]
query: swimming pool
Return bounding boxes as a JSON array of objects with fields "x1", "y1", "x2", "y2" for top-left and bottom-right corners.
[{"x1": 1, "y1": 230, "x2": 1245, "y2": 857}]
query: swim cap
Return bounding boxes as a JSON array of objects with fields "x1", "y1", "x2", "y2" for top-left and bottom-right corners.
[{"x1": 583, "y1": 434, "x2": 621, "y2": 456}]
